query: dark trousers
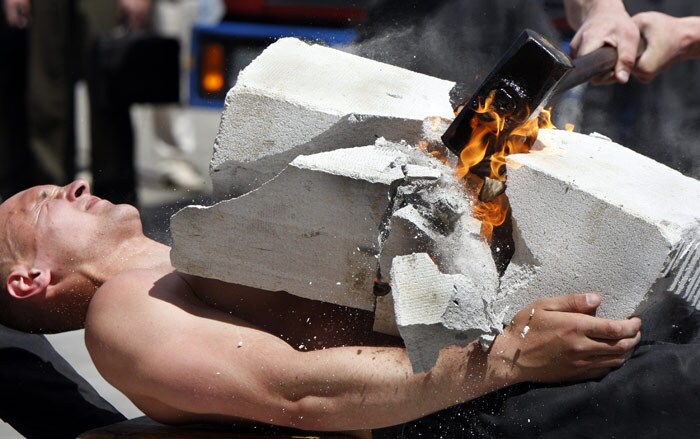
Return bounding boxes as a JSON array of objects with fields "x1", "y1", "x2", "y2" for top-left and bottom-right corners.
[
  {"x1": 372, "y1": 342, "x2": 700, "y2": 439},
  {"x1": 0, "y1": 324, "x2": 125, "y2": 439},
  {"x1": 24, "y1": 0, "x2": 137, "y2": 204},
  {"x1": 0, "y1": 18, "x2": 45, "y2": 199}
]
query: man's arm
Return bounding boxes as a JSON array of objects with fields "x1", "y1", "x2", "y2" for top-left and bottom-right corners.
[
  {"x1": 86, "y1": 271, "x2": 640, "y2": 432},
  {"x1": 631, "y1": 12, "x2": 700, "y2": 83},
  {"x1": 564, "y1": 0, "x2": 640, "y2": 84}
]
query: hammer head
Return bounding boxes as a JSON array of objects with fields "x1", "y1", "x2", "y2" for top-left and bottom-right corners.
[{"x1": 441, "y1": 29, "x2": 572, "y2": 157}]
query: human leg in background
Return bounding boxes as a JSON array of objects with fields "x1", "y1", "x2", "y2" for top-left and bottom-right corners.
[
  {"x1": 26, "y1": 0, "x2": 78, "y2": 187},
  {"x1": 23, "y1": 0, "x2": 144, "y2": 206},
  {"x1": 83, "y1": 0, "x2": 140, "y2": 206},
  {"x1": 149, "y1": 0, "x2": 211, "y2": 192},
  {"x1": 0, "y1": 14, "x2": 41, "y2": 199}
]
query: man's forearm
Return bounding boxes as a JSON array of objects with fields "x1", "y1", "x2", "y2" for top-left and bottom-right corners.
[
  {"x1": 275, "y1": 341, "x2": 498, "y2": 431},
  {"x1": 270, "y1": 293, "x2": 642, "y2": 431},
  {"x1": 125, "y1": 294, "x2": 639, "y2": 432},
  {"x1": 678, "y1": 16, "x2": 700, "y2": 60}
]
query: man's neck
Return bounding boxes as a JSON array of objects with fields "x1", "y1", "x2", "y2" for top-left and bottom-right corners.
[{"x1": 89, "y1": 235, "x2": 174, "y2": 286}]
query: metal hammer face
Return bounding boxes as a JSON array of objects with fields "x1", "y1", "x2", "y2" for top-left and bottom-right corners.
[{"x1": 441, "y1": 29, "x2": 572, "y2": 158}]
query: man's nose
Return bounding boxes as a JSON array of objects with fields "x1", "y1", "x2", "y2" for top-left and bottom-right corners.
[{"x1": 64, "y1": 179, "x2": 91, "y2": 201}]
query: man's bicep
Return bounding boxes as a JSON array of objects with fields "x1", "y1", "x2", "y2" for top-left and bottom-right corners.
[
  {"x1": 125, "y1": 317, "x2": 306, "y2": 424},
  {"x1": 86, "y1": 274, "x2": 308, "y2": 425}
]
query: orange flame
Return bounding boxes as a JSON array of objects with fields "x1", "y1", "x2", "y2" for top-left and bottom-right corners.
[
  {"x1": 473, "y1": 193, "x2": 510, "y2": 238},
  {"x1": 455, "y1": 92, "x2": 556, "y2": 239}
]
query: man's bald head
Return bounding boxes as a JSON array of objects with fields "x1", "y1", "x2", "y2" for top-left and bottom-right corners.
[{"x1": 0, "y1": 180, "x2": 142, "y2": 333}]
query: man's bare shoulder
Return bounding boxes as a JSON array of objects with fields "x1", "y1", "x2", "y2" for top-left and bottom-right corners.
[
  {"x1": 86, "y1": 266, "x2": 176, "y2": 323},
  {"x1": 84, "y1": 268, "x2": 194, "y2": 385}
]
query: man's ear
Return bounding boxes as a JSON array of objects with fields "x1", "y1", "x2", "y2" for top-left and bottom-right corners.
[{"x1": 6, "y1": 267, "x2": 51, "y2": 300}]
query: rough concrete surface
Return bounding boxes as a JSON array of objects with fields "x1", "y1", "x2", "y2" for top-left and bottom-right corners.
[
  {"x1": 173, "y1": 141, "x2": 411, "y2": 310},
  {"x1": 210, "y1": 37, "x2": 454, "y2": 199},
  {"x1": 171, "y1": 39, "x2": 700, "y2": 374},
  {"x1": 501, "y1": 129, "x2": 700, "y2": 332},
  {"x1": 391, "y1": 253, "x2": 503, "y2": 373}
]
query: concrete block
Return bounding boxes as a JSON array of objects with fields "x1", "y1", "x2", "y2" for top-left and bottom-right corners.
[
  {"x1": 211, "y1": 37, "x2": 455, "y2": 198},
  {"x1": 173, "y1": 132, "x2": 502, "y2": 356},
  {"x1": 172, "y1": 141, "x2": 412, "y2": 310},
  {"x1": 380, "y1": 176, "x2": 499, "y2": 288},
  {"x1": 500, "y1": 129, "x2": 700, "y2": 326},
  {"x1": 391, "y1": 253, "x2": 503, "y2": 373}
]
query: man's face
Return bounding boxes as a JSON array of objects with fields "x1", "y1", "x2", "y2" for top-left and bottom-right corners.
[{"x1": 0, "y1": 180, "x2": 141, "y2": 269}]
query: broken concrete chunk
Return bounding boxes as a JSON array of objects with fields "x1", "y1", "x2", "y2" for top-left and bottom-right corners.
[
  {"x1": 291, "y1": 141, "x2": 407, "y2": 185},
  {"x1": 374, "y1": 144, "x2": 499, "y2": 281},
  {"x1": 404, "y1": 164, "x2": 442, "y2": 181},
  {"x1": 391, "y1": 253, "x2": 502, "y2": 373},
  {"x1": 211, "y1": 37, "x2": 455, "y2": 198},
  {"x1": 172, "y1": 139, "x2": 445, "y2": 312},
  {"x1": 212, "y1": 114, "x2": 427, "y2": 199},
  {"x1": 419, "y1": 116, "x2": 454, "y2": 157},
  {"x1": 500, "y1": 129, "x2": 700, "y2": 330},
  {"x1": 172, "y1": 154, "x2": 397, "y2": 311}
]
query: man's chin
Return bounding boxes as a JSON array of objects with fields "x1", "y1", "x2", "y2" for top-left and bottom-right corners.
[{"x1": 109, "y1": 202, "x2": 142, "y2": 222}]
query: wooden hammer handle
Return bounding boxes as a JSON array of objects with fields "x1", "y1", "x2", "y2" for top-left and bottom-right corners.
[{"x1": 553, "y1": 45, "x2": 618, "y2": 96}]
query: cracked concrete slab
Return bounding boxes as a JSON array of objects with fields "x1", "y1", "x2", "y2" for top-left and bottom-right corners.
[
  {"x1": 500, "y1": 129, "x2": 700, "y2": 332},
  {"x1": 212, "y1": 114, "x2": 427, "y2": 199},
  {"x1": 211, "y1": 37, "x2": 455, "y2": 199},
  {"x1": 172, "y1": 141, "x2": 409, "y2": 310},
  {"x1": 174, "y1": 138, "x2": 468, "y2": 310}
]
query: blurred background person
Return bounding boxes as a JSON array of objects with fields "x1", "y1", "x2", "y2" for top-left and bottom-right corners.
[
  {"x1": 87, "y1": 0, "x2": 153, "y2": 205},
  {"x1": 1, "y1": 10, "x2": 130, "y2": 438},
  {"x1": 2, "y1": 0, "x2": 151, "y2": 206},
  {"x1": 0, "y1": 4, "x2": 37, "y2": 199},
  {"x1": 147, "y1": 0, "x2": 222, "y2": 192}
]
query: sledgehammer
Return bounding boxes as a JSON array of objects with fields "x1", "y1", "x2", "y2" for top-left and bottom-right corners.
[{"x1": 441, "y1": 28, "x2": 617, "y2": 158}]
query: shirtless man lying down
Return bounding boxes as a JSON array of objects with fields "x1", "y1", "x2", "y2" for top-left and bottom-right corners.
[{"x1": 0, "y1": 180, "x2": 641, "y2": 435}]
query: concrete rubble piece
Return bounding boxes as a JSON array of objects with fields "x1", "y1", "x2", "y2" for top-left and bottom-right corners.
[
  {"x1": 171, "y1": 37, "x2": 700, "y2": 373},
  {"x1": 391, "y1": 253, "x2": 505, "y2": 373}
]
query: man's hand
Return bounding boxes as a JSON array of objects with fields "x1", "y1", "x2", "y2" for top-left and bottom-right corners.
[
  {"x1": 118, "y1": 0, "x2": 152, "y2": 29},
  {"x1": 2, "y1": 0, "x2": 30, "y2": 28},
  {"x1": 489, "y1": 293, "x2": 641, "y2": 384},
  {"x1": 566, "y1": 0, "x2": 640, "y2": 84},
  {"x1": 632, "y1": 12, "x2": 700, "y2": 83}
]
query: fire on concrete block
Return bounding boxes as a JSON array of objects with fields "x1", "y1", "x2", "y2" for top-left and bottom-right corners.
[{"x1": 171, "y1": 38, "x2": 700, "y2": 373}]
